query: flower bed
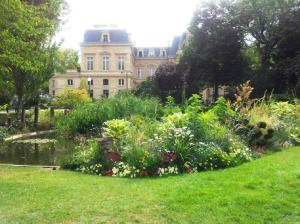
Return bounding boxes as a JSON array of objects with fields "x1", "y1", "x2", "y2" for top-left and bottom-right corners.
[{"x1": 61, "y1": 91, "x2": 300, "y2": 178}]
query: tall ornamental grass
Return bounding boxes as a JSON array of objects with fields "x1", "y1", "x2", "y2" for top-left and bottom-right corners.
[{"x1": 56, "y1": 92, "x2": 163, "y2": 135}]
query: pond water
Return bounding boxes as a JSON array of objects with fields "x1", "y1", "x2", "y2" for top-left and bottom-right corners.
[{"x1": 0, "y1": 134, "x2": 76, "y2": 166}]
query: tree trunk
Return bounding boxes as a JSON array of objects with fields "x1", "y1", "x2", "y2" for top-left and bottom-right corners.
[
  {"x1": 20, "y1": 105, "x2": 25, "y2": 130},
  {"x1": 50, "y1": 106, "x2": 55, "y2": 125},
  {"x1": 34, "y1": 96, "x2": 39, "y2": 130},
  {"x1": 213, "y1": 83, "x2": 219, "y2": 102},
  {"x1": 34, "y1": 105, "x2": 39, "y2": 129}
]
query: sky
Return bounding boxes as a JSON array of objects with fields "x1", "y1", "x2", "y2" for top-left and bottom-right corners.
[{"x1": 55, "y1": 0, "x2": 201, "y2": 50}]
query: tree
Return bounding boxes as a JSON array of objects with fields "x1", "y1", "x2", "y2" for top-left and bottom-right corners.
[
  {"x1": 181, "y1": 0, "x2": 247, "y2": 101},
  {"x1": 133, "y1": 80, "x2": 159, "y2": 98},
  {"x1": 55, "y1": 48, "x2": 80, "y2": 73},
  {"x1": 271, "y1": 8, "x2": 300, "y2": 96},
  {"x1": 235, "y1": 0, "x2": 300, "y2": 69},
  {"x1": 154, "y1": 62, "x2": 183, "y2": 102},
  {"x1": 0, "y1": 0, "x2": 65, "y2": 128},
  {"x1": 234, "y1": 0, "x2": 300, "y2": 96}
]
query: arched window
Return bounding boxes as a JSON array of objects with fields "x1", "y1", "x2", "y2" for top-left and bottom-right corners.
[{"x1": 103, "y1": 79, "x2": 109, "y2": 86}]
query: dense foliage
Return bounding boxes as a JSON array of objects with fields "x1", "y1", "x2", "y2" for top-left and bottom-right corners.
[
  {"x1": 56, "y1": 92, "x2": 163, "y2": 135},
  {"x1": 0, "y1": 0, "x2": 65, "y2": 112},
  {"x1": 154, "y1": 62, "x2": 183, "y2": 102},
  {"x1": 181, "y1": 0, "x2": 247, "y2": 99},
  {"x1": 61, "y1": 91, "x2": 299, "y2": 178},
  {"x1": 139, "y1": 0, "x2": 300, "y2": 102},
  {"x1": 55, "y1": 48, "x2": 80, "y2": 73},
  {"x1": 53, "y1": 87, "x2": 92, "y2": 109}
]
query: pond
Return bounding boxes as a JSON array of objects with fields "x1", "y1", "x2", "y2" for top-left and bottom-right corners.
[{"x1": 0, "y1": 134, "x2": 76, "y2": 166}]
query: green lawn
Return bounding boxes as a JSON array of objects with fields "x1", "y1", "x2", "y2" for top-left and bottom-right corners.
[{"x1": 0, "y1": 147, "x2": 300, "y2": 224}]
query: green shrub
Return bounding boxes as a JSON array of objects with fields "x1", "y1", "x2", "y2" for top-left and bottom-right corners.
[
  {"x1": 158, "y1": 124, "x2": 195, "y2": 170},
  {"x1": 185, "y1": 94, "x2": 202, "y2": 114},
  {"x1": 56, "y1": 92, "x2": 163, "y2": 135},
  {"x1": 53, "y1": 87, "x2": 92, "y2": 109},
  {"x1": 62, "y1": 94, "x2": 253, "y2": 178},
  {"x1": 30, "y1": 109, "x2": 64, "y2": 130},
  {"x1": 163, "y1": 96, "x2": 181, "y2": 115},
  {"x1": 103, "y1": 119, "x2": 131, "y2": 152},
  {"x1": 212, "y1": 97, "x2": 236, "y2": 124},
  {"x1": 62, "y1": 140, "x2": 104, "y2": 170},
  {"x1": 0, "y1": 127, "x2": 7, "y2": 141},
  {"x1": 187, "y1": 142, "x2": 233, "y2": 171},
  {"x1": 122, "y1": 143, "x2": 148, "y2": 170},
  {"x1": 0, "y1": 104, "x2": 8, "y2": 110},
  {"x1": 269, "y1": 101, "x2": 300, "y2": 145}
]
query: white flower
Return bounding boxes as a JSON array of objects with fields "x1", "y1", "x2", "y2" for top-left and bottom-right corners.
[{"x1": 112, "y1": 167, "x2": 119, "y2": 174}]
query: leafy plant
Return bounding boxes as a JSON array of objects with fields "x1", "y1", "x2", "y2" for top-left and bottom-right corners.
[
  {"x1": 163, "y1": 96, "x2": 181, "y2": 115},
  {"x1": 185, "y1": 94, "x2": 202, "y2": 114},
  {"x1": 0, "y1": 127, "x2": 7, "y2": 141},
  {"x1": 187, "y1": 142, "x2": 232, "y2": 171},
  {"x1": 53, "y1": 87, "x2": 92, "y2": 109},
  {"x1": 62, "y1": 140, "x2": 103, "y2": 170},
  {"x1": 212, "y1": 97, "x2": 236, "y2": 124},
  {"x1": 56, "y1": 92, "x2": 163, "y2": 135}
]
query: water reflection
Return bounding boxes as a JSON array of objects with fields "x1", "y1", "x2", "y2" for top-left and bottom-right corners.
[{"x1": 0, "y1": 135, "x2": 76, "y2": 166}]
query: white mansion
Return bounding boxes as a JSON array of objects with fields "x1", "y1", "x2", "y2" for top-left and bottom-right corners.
[{"x1": 49, "y1": 28, "x2": 186, "y2": 98}]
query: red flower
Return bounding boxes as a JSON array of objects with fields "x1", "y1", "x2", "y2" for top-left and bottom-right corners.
[
  {"x1": 104, "y1": 169, "x2": 113, "y2": 176},
  {"x1": 160, "y1": 151, "x2": 176, "y2": 164},
  {"x1": 139, "y1": 171, "x2": 149, "y2": 177},
  {"x1": 105, "y1": 151, "x2": 121, "y2": 162}
]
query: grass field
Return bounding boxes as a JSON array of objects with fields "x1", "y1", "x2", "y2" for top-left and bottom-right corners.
[{"x1": 0, "y1": 147, "x2": 299, "y2": 224}]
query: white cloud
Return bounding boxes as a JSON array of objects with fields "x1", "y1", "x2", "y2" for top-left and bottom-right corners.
[{"x1": 55, "y1": 0, "x2": 201, "y2": 50}]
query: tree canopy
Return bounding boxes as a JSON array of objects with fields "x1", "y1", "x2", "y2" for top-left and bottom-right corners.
[
  {"x1": 180, "y1": 0, "x2": 247, "y2": 100},
  {"x1": 0, "y1": 0, "x2": 65, "y2": 109},
  {"x1": 55, "y1": 48, "x2": 80, "y2": 73}
]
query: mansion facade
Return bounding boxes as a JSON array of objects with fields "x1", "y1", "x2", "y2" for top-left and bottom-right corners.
[{"x1": 49, "y1": 29, "x2": 186, "y2": 98}]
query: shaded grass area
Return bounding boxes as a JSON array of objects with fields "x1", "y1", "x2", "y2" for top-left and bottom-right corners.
[{"x1": 0, "y1": 147, "x2": 299, "y2": 224}]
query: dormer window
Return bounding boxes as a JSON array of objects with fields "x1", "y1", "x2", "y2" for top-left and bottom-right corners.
[
  {"x1": 101, "y1": 32, "x2": 110, "y2": 42},
  {"x1": 103, "y1": 34, "x2": 108, "y2": 42},
  {"x1": 138, "y1": 50, "x2": 143, "y2": 57},
  {"x1": 149, "y1": 49, "x2": 155, "y2": 57},
  {"x1": 160, "y1": 49, "x2": 167, "y2": 57}
]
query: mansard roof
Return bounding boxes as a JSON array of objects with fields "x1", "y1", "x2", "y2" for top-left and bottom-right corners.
[
  {"x1": 169, "y1": 33, "x2": 187, "y2": 56},
  {"x1": 133, "y1": 47, "x2": 169, "y2": 58},
  {"x1": 82, "y1": 29, "x2": 186, "y2": 57},
  {"x1": 83, "y1": 29, "x2": 130, "y2": 43}
]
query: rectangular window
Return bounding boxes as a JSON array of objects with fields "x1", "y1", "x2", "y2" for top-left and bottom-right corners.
[
  {"x1": 103, "y1": 34, "x2": 108, "y2": 42},
  {"x1": 103, "y1": 89, "x2": 109, "y2": 98},
  {"x1": 52, "y1": 90, "x2": 55, "y2": 96},
  {"x1": 149, "y1": 49, "x2": 154, "y2": 57},
  {"x1": 137, "y1": 68, "x2": 143, "y2": 79},
  {"x1": 52, "y1": 80, "x2": 55, "y2": 88},
  {"x1": 149, "y1": 67, "x2": 154, "y2": 76},
  {"x1": 103, "y1": 79, "x2": 109, "y2": 86},
  {"x1": 138, "y1": 50, "x2": 143, "y2": 57},
  {"x1": 118, "y1": 79, "x2": 125, "y2": 86},
  {"x1": 87, "y1": 56, "x2": 93, "y2": 71},
  {"x1": 87, "y1": 79, "x2": 93, "y2": 85},
  {"x1": 67, "y1": 79, "x2": 73, "y2": 85},
  {"x1": 118, "y1": 56, "x2": 125, "y2": 70},
  {"x1": 161, "y1": 50, "x2": 166, "y2": 57},
  {"x1": 89, "y1": 89, "x2": 93, "y2": 98},
  {"x1": 102, "y1": 56, "x2": 109, "y2": 71}
]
